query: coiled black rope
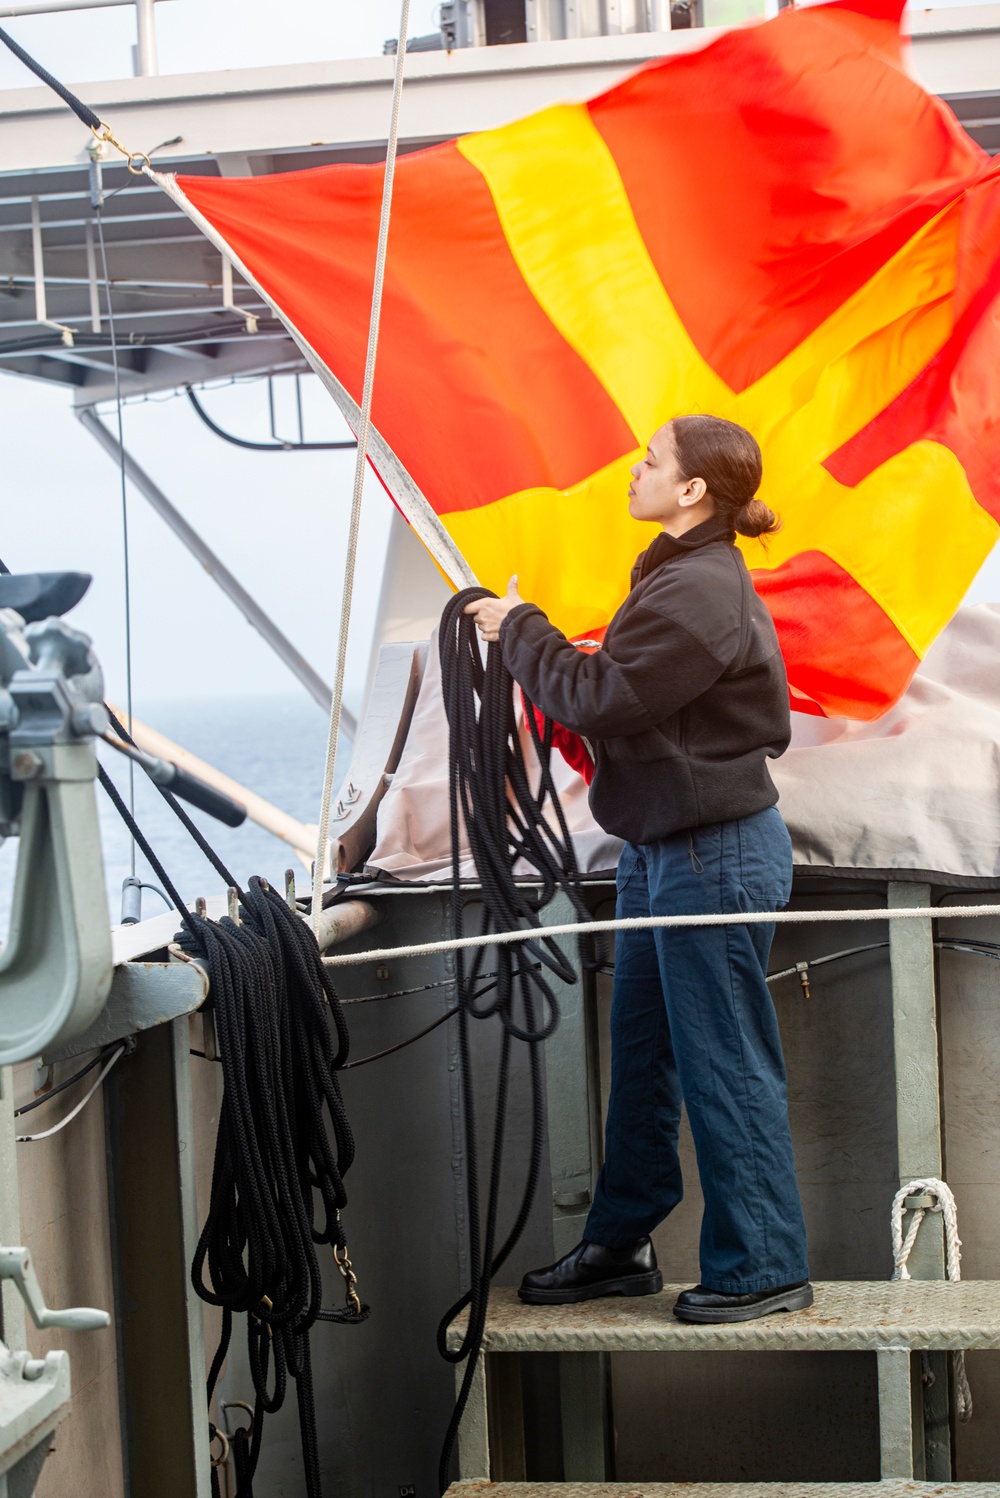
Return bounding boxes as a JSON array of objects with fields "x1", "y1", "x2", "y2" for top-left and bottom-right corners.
[
  {"x1": 190, "y1": 876, "x2": 367, "y2": 1498},
  {"x1": 98, "y1": 762, "x2": 365, "y2": 1497},
  {"x1": 435, "y1": 589, "x2": 591, "y2": 1492}
]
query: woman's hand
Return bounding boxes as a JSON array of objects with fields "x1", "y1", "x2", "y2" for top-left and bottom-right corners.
[{"x1": 463, "y1": 575, "x2": 525, "y2": 643}]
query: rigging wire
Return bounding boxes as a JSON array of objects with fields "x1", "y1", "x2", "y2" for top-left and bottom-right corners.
[
  {"x1": 767, "y1": 934, "x2": 1000, "y2": 989},
  {"x1": 102, "y1": 704, "x2": 244, "y2": 898},
  {"x1": 13, "y1": 1044, "x2": 122, "y2": 1118},
  {"x1": 16, "y1": 1045, "x2": 125, "y2": 1143},
  {"x1": 193, "y1": 1003, "x2": 467, "y2": 1072},
  {"x1": 97, "y1": 763, "x2": 195, "y2": 929},
  {"x1": 339, "y1": 969, "x2": 511, "y2": 1069},
  {"x1": 311, "y1": 0, "x2": 412, "y2": 935},
  {"x1": 134, "y1": 880, "x2": 171, "y2": 911},
  {"x1": 93, "y1": 200, "x2": 136, "y2": 878}
]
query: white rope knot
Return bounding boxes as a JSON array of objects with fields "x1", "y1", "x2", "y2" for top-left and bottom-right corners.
[
  {"x1": 891, "y1": 1177, "x2": 961, "y2": 1281},
  {"x1": 890, "y1": 1177, "x2": 972, "y2": 1421}
]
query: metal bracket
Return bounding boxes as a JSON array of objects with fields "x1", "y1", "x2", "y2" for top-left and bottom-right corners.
[{"x1": 0, "y1": 753, "x2": 113, "y2": 1064}]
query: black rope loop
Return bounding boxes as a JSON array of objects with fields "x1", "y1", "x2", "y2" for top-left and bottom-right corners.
[
  {"x1": 190, "y1": 875, "x2": 367, "y2": 1497},
  {"x1": 435, "y1": 588, "x2": 589, "y2": 1491},
  {"x1": 96, "y1": 762, "x2": 366, "y2": 1494}
]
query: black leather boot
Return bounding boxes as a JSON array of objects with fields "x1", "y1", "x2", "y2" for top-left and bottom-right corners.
[
  {"x1": 518, "y1": 1238, "x2": 663, "y2": 1305},
  {"x1": 673, "y1": 1278, "x2": 813, "y2": 1323}
]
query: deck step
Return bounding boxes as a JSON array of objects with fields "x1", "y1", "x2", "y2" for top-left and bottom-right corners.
[
  {"x1": 448, "y1": 1484, "x2": 1000, "y2": 1497},
  {"x1": 447, "y1": 1282, "x2": 1000, "y2": 1354}
]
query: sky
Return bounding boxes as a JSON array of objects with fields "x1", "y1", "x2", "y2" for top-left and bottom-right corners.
[
  {"x1": 0, "y1": 0, "x2": 999, "y2": 724},
  {"x1": 0, "y1": 2, "x2": 444, "y2": 88},
  {"x1": 0, "y1": 3, "x2": 440, "y2": 715}
]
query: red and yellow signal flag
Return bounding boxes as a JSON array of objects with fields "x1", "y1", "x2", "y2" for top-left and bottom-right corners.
[{"x1": 157, "y1": 0, "x2": 1000, "y2": 719}]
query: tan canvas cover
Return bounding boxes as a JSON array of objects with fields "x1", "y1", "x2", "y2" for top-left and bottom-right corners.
[{"x1": 369, "y1": 604, "x2": 1000, "y2": 888}]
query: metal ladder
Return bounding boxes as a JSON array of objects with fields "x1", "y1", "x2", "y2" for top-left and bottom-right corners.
[{"x1": 447, "y1": 884, "x2": 1000, "y2": 1496}]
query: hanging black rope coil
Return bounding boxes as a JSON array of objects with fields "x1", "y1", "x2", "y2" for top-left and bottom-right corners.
[
  {"x1": 97, "y1": 764, "x2": 366, "y2": 1497},
  {"x1": 190, "y1": 876, "x2": 367, "y2": 1498},
  {"x1": 435, "y1": 589, "x2": 591, "y2": 1492}
]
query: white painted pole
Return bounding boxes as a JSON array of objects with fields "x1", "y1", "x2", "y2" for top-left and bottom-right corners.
[
  {"x1": 30, "y1": 196, "x2": 46, "y2": 325},
  {"x1": 84, "y1": 219, "x2": 101, "y2": 334},
  {"x1": 134, "y1": 0, "x2": 157, "y2": 75},
  {"x1": 0, "y1": 0, "x2": 172, "y2": 16}
]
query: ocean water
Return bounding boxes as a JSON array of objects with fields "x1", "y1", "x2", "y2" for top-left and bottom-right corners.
[{"x1": 0, "y1": 693, "x2": 354, "y2": 934}]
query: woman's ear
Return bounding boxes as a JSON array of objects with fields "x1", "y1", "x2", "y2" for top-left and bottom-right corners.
[{"x1": 678, "y1": 476, "x2": 708, "y2": 509}]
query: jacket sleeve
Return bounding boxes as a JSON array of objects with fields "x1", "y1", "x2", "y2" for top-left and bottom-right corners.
[{"x1": 499, "y1": 600, "x2": 729, "y2": 740}]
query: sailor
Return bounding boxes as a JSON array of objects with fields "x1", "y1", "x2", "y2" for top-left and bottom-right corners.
[{"x1": 464, "y1": 414, "x2": 811, "y2": 1324}]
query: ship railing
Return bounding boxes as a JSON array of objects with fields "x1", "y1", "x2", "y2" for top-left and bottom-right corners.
[
  {"x1": 0, "y1": 0, "x2": 169, "y2": 78},
  {"x1": 386, "y1": 0, "x2": 795, "y2": 53}
]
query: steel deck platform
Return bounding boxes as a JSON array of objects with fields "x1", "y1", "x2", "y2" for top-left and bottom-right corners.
[
  {"x1": 447, "y1": 1282, "x2": 1000, "y2": 1354},
  {"x1": 447, "y1": 1483, "x2": 1000, "y2": 1497}
]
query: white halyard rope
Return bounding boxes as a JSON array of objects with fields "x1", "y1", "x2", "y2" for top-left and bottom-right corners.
[
  {"x1": 892, "y1": 1177, "x2": 972, "y2": 1421},
  {"x1": 311, "y1": 0, "x2": 412, "y2": 936},
  {"x1": 322, "y1": 900, "x2": 1000, "y2": 966}
]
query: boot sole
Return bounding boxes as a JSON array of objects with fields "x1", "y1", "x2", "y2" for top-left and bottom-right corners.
[
  {"x1": 673, "y1": 1282, "x2": 814, "y2": 1323},
  {"x1": 518, "y1": 1270, "x2": 663, "y2": 1306}
]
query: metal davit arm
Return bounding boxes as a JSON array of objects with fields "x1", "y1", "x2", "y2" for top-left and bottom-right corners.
[
  {"x1": 0, "y1": 599, "x2": 114, "y2": 1498},
  {"x1": 0, "y1": 604, "x2": 114, "y2": 1065}
]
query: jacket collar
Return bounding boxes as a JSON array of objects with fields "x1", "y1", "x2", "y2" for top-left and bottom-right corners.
[{"x1": 635, "y1": 514, "x2": 736, "y2": 582}]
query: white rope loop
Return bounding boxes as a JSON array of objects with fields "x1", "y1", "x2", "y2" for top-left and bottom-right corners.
[
  {"x1": 891, "y1": 1177, "x2": 961, "y2": 1281},
  {"x1": 891, "y1": 1177, "x2": 972, "y2": 1422},
  {"x1": 311, "y1": 0, "x2": 412, "y2": 936}
]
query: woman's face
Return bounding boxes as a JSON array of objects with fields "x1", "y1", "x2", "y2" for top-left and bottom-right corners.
[{"x1": 628, "y1": 422, "x2": 711, "y2": 532}]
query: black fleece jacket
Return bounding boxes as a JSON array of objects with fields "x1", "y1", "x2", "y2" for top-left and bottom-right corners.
[{"x1": 498, "y1": 515, "x2": 791, "y2": 845}]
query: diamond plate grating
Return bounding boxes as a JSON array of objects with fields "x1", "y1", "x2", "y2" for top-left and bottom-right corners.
[
  {"x1": 448, "y1": 1484, "x2": 1000, "y2": 1497},
  {"x1": 445, "y1": 1282, "x2": 1000, "y2": 1353}
]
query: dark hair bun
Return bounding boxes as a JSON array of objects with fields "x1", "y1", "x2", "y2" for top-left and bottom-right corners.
[
  {"x1": 670, "y1": 414, "x2": 781, "y2": 540},
  {"x1": 734, "y1": 497, "x2": 779, "y2": 539}
]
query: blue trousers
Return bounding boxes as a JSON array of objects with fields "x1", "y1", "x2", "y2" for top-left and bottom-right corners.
[{"x1": 585, "y1": 807, "x2": 809, "y2": 1294}]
